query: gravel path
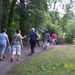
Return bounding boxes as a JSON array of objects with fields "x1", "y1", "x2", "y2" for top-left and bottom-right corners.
[{"x1": 0, "y1": 44, "x2": 75, "y2": 75}]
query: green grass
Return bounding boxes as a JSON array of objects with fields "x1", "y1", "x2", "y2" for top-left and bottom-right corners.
[{"x1": 8, "y1": 46, "x2": 75, "y2": 75}]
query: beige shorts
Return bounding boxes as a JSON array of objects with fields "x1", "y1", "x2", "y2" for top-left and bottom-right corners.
[
  {"x1": 12, "y1": 45, "x2": 21, "y2": 55},
  {"x1": 44, "y1": 41, "x2": 49, "y2": 46},
  {"x1": 52, "y1": 39, "x2": 56, "y2": 43}
]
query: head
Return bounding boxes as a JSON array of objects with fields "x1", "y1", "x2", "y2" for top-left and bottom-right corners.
[
  {"x1": 19, "y1": 30, "x2": 21, "y2": 34},
  {"x1": 2, "y1": 28, "x2": 7, "y2": 33},
  {"x1": 31, "y1": 28, "x2": 35, "y2": 32},
  {"x1": 45, "y1": 29, "x2": 48, "y2": 33},
  {"x1": 45, "y1": 30, "x2": 49, "y2": 33},
  {"x1": 46, "y1": 29, "x2": 48, "y2": 31},
  {"x1": 36, "y1": 31, "x2": 38, "y2": 33},
  {"x1": 16, "y1": 29, "x2": 20, "y2": 33}
]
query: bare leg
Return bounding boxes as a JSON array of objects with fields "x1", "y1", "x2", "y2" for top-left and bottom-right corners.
[
  {"x1": 17, "y1": 54, "x2": 20, "y2": 60},
  {"x1": 11, "y1": 54, "x2": 15, "y2": 58},
  {"x1": 0, "y1": 54, "x2": 4, "y2": 61},
  {"x1": 11, "y1": 54, "x2": 15, "y2": 62},
  {"x1": 0, "y1": 54, "x2": 3, "y2": 59},
  {"x1": 3, "y1": 54, "x2": 5, "y2": 58},
  {"x1": 52, "y1": 42, "x2": 54, "y2": 48},
  {"x1": 54, "y1": 42, "x2": 56, "y2": 48},
  {"x1": 46, "y1": 46, "x2": 48, "y2": 49}
]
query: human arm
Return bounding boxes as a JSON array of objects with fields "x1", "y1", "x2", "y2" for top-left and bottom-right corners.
[
  {"x1": 28, "y1": 33, "x2": 31, "y2": 44},
  {"x1": 44, "y1": 34, "x2": 45, "y2": 40},
  {"x1": 49, "y1": 34, "x2": 51, "y2": 41},
  {"x1": 11, "y1": 35, "x2": 14, "y2": 46},
  {"x1": 20, "y1": 35, "x2": 23, "y2": 49},
  {"x1": 28, "y1": 38, "x2": 30, "y2": 44},
  {"x1": 21, "y1": 35, "x2": 26, "y2": 39},
  {"x1": 6, "y1": 34, "x2": 10, "y2": 46}
]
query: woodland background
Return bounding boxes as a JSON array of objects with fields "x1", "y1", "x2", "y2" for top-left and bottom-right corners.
[{"x1": 0, "y1": 0, "x2": 75, "y2": 44}]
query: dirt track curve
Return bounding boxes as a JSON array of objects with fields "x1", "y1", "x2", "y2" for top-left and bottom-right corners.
[{"x1": 0, "y1": 44, "x2": 75, "y2": 75}]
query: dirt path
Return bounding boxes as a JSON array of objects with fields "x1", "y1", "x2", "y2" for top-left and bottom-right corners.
[{"x1": 0, "y1": 44, "x2": 75, "y2": 75}]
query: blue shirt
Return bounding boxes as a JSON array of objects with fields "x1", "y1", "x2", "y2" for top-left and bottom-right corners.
[
  {"x1": 0, "y1": 33, "x2": 7, "y2": 45},
  {"x1": 29, "y1": 32, "x2": 38, "y2": 40}
]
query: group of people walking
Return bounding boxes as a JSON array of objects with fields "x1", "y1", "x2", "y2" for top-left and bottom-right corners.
[
  {"x1": 0, "y1": 28, "x2": 26, "y2": 62},
  {"x1": 28, "y1": 28, "x2": 57, "y2": 55},
  {"x1": 43, "y1": 29, "x2": 57, "y2": 49},
  {"x1": 0, "y1": 28, "x2": 57, "y2": 62}
]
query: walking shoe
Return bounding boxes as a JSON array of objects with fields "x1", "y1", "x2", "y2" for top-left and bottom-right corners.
[
  {"x1": 46, "y1": 47, "x2": 48, "y2": 50},
  {"x1": 30, "y1": 53, "x2": 32, "y2": 55},
  {"x1": 32, "y1": 53, "x2": 34, "y2": 55},
  {"x1": 0, "y1": 59, "x2": 4, "y2": 61},
  {"x1": 44, "y1": 47, "x2": 46, "y2": 49},
  {"x1": 11, "y1": 58, "x2": 13, "y2": 62},
  {"x1": 41, "y1": 45, "x2": 43, "y2": 47},
  {"x1": 17, "y1": 58, "x2": 20, "y2": 61},
  {"x1": 30, "y1": 53, "x2": 34, "y2": 55},
  {"x1": 38, "y1": 45, "x2": 40, "y2": 47},
  {"x1": 3, "y1": 56, "x2": 5, "y2": 58}
]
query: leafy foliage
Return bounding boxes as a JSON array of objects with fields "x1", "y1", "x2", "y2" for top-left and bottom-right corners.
[{"x1": 1, "y1": 0, "x2": 75, "y2": 44}]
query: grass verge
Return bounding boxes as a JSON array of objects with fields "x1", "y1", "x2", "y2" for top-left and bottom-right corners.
[{"x1": 8, "y1": 46, "x2": 75, "y2": 75}]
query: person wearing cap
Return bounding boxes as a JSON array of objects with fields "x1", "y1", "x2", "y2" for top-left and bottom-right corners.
[{"x1": 28, "y1": 28, "x2": 38, "y2": 55}]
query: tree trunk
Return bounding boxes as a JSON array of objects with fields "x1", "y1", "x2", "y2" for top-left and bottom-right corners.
[
  {"x1": 0, "y1": 0, "x2": 2, "y2": 32},
  {"x1": 8, "y1": 0, "x2": 17, "y2": 27},
  {"x1": 20, "y1": 0, "x2": 25, "y2": 36}
]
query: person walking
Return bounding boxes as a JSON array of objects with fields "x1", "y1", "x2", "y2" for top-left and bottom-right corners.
[
  {"x1": 44, "y1": 30, "x2": 51, "y2": 50},
  {"x1": 11, "y1": 29, "x2": 23, "y2": 62},
  {"x1": 36, "y1": 31, "x2": 40, "y2": 47},
  {"x1": 41, "y1": 29, "x2": 48, "y2": 47},
  {"x1": 51, "y1": 31, "x2": 57, "y2": 48},
  {"x1": 28, "y1": 28, "x2": 38, "y2": 55},
  {"x1": 0, "y1": 28, "x2": 10, "y2": 61}
]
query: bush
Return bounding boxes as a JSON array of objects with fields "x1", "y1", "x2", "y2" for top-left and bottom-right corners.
[{"x1": 56, "y1": 35, "x2": 66, "y2": 44}]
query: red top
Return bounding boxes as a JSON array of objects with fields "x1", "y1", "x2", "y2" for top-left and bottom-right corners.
[{"x1": 52, "y1": 33, "x2": 56, "y2": 39}]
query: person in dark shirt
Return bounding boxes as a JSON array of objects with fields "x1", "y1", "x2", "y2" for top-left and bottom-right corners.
[
  {"x1": 41, "y1": 29, "x2": 48, "y2": 47},
  {"x1": 28, "y1": 28, "x2": 38, "y2": 55}
]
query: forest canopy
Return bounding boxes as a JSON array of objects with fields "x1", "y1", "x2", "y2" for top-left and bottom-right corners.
[{"x1": 0, "y1": 0, "x2": 75, "y2": 44}]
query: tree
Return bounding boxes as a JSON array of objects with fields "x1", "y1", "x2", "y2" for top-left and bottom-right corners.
[
  {"x1": 19, "y1": 0, "x2": 26, "y2": 36},
  {"x1": 8, "y1": 0, "x2": 17, "y2": 27},
  {"x1": 0, "y1": 0, "x2": 2, "y2": 32}
]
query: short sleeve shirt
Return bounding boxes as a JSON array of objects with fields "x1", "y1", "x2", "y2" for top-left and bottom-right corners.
[
  {"x1": 44, "y1": 33, "x2": 50, "y2": 41},
  {"x1": 52, "y1": 33, "x2": 56, "y2": 39},
  {"x1": 0, "y1": 33, "x2": 7, "y2": 45},
  {"x1": 13, "y1": 34, "x2": 21, "y2": 45},
  {"x1": 29, "y1": 32, "x2": 38, "y2": 40}
]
